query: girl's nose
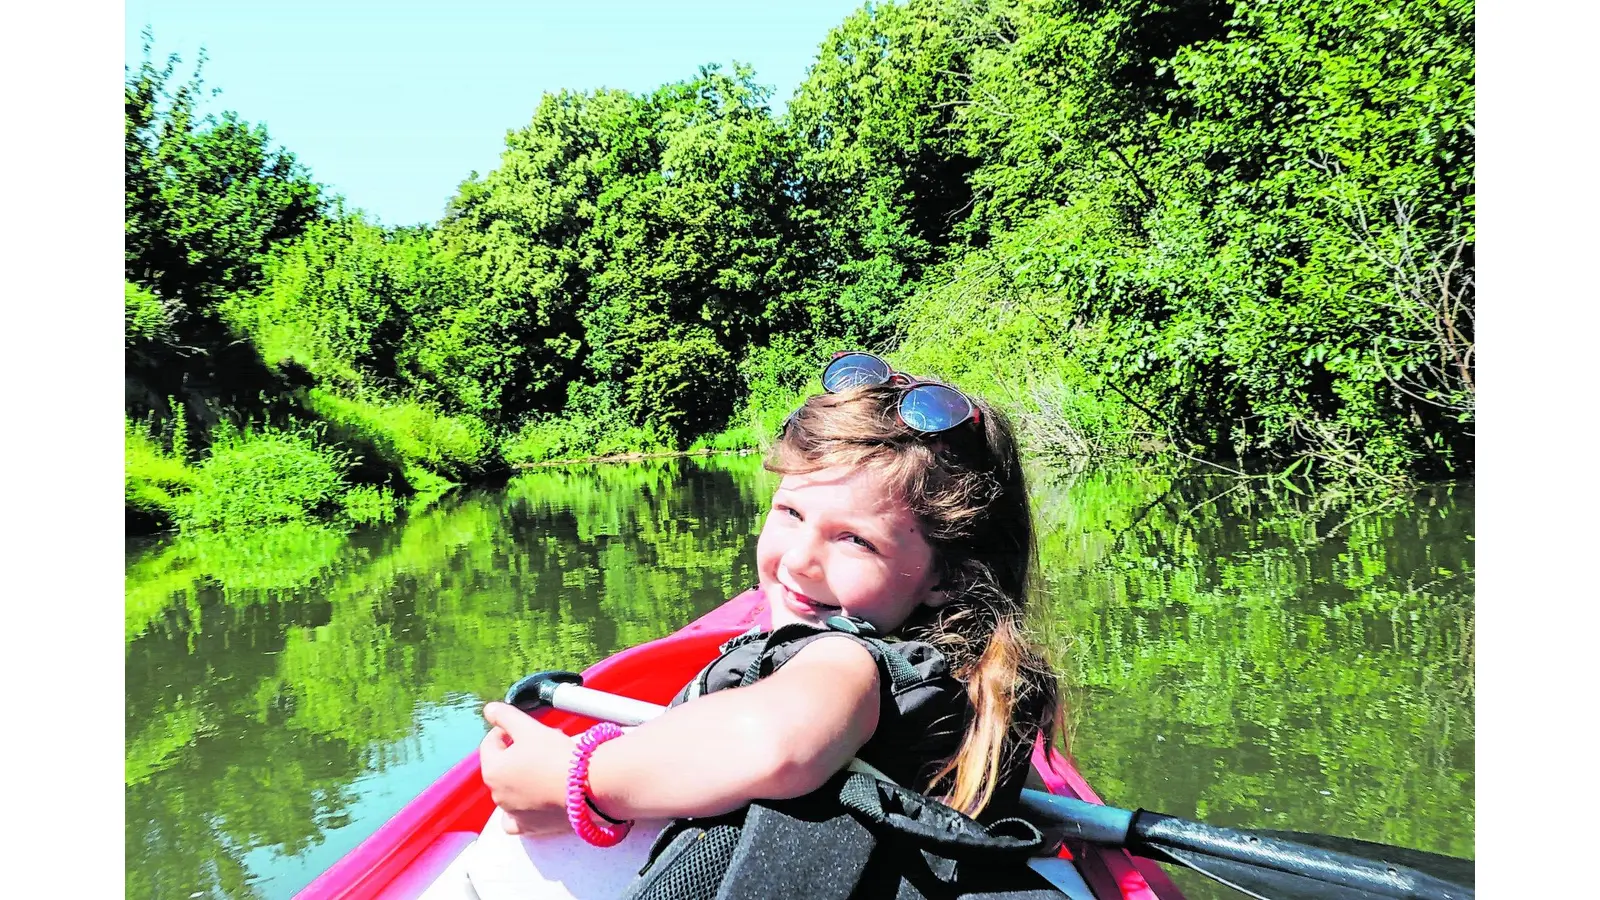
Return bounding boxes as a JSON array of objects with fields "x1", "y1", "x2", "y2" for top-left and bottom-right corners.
[{"x1": 782, "y1": 534, "x2": 825, "y2": 579}]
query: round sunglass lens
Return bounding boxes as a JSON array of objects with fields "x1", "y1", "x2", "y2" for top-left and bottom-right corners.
[
  {"x1": 822, "y1": 353, "x2": 893, "y2": 392},
  {"x1": 899, "y1": 383, "x2": 973, "y2": 433}
]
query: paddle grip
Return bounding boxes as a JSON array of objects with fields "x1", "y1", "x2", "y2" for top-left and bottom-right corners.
[{"x1": 514, "y1": 674, "x2": 670, "y2": 726}]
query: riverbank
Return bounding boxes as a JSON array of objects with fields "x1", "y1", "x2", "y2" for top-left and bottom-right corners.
[
  {"x1": 513, "y1": 447, "x2": 756, "y2": 468},
  {"x1": 124, "y1": 0, "x2": 1472, "y2": 535}
]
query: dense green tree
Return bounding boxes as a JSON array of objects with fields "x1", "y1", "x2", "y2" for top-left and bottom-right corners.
[
  {"x1": 125, "y1": 46, "x2": 322, "y2": 306},
  {"x1": 124, "y1": 42, "x2": 325, "y2": 434},
  {"x1": 893, "y1": 0, "x2": 1473, "y2": 478},
  {"x1": 578, "y1": 65, "x2": 807, "y2": 436},
  {"x1": 425, "y1": 88, "x2": 624, "y2": 421},
  {"x1": 434, "y1": 65, "x2": 812, "y2": 439},
  {"x1": 783, "y1": 0, "x2": 979, "y2": 346},
  {"x1": 124, "y1": 0, "x2": 1476, "y2": 513}
]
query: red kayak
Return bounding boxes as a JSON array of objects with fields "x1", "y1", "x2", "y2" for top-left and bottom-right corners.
[{"x1": 297, "y1": 590, "x2": 1185, "y2": 900}]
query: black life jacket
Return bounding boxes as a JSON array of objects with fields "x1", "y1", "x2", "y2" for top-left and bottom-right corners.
[
  {"x1": 617, "y1": 770, "x2": 1069, "y2": 900},
  {"x1": 619, "y1": 616, "x2": 1072, "y2": 899},
  {"x1": 670, "y1": 614, "x2": 1033, "y2": 819}
]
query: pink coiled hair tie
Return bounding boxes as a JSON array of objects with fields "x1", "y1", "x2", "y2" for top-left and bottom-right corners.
[{"x1": 567, "y1": 722, "x2": 632, "y2": 846}]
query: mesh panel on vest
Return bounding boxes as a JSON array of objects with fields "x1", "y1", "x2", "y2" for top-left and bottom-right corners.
[{"x1": 627, "y1": 824, "x2": 742, "y2": 900}]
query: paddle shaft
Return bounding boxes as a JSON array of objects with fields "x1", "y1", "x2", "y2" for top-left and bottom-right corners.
[{"x1": 509, "y1": 676, "x2": 1471, "y2": 900}]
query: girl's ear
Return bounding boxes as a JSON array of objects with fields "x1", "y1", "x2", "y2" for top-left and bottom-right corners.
[{"x1": 924, "y1": 581, "x2": 953, "y2": 608}]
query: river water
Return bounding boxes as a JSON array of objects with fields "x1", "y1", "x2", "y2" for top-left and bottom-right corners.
[{"x1": 124, "y1": 454, "x2": 1474, "y2": 899}]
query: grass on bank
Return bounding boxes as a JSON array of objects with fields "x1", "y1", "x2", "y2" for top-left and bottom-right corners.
[
  {"x1": 502, "y1": 413, "x2": 672, "y2": 466},
  {"x1": 176, "y1": 423, "x2": 354, "y2": 529},
  {"x1": 126, "y1": 416, "x2": 406, "y2": 533},
  {"x1": 304, "y1": 388, "x2": 492, "y2": 495},
  {"x1": 125, "y1": 381, "x2": 504, "y2": 534},
  {"x1": 126, "y1": 416, "x2": 197, "y2": 521}
]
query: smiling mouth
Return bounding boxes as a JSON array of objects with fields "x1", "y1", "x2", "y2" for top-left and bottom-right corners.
[{"x1": 782, "y1": 584, "x2": 840, "y2": 613}]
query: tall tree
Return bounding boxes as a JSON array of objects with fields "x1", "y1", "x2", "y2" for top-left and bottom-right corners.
[
  {"x1": 125, "y1": 41, "x2": 324, "y2": 425},
  {"x1": 785, "y1": 0, "x2": 981, "y2": 346}
]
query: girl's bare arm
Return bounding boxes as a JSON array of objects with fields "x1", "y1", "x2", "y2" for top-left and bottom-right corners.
[{"x1": 584, "y1": 635, "x2": 882, "y2": 820}]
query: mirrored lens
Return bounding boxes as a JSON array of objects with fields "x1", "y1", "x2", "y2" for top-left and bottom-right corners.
[
  {"x1": 822, "y1": 353, "x2": 893, "y2": 392},
  {"x1": 899, "y1": 383, "x2": 974, "y2": 433}
]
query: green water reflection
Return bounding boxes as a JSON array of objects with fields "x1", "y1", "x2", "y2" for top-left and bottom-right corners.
[
  {"x1": 125, "y1": 456, "x2": 1472, "y2": 899},
  {"x1": 1031, "y1": 470, "x2": 1473, "y2": 898}
]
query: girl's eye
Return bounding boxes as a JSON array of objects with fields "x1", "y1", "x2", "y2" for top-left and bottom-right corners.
[
  {"x1": 843, "y1": 534, "x2": 878, "y2": 553},
  {"x1": 776, "y1": 504, "x2": 801, "y2": 519}
]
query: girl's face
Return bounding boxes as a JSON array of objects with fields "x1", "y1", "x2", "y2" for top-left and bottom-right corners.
[{"x1": 757, "y1": 465, "x2": 945, "y2": 633}]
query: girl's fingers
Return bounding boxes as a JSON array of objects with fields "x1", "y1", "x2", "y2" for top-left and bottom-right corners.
[
  {"x1": 478, "y1": 725, "x2": 510, "y2": 761},
  {"x1": 482, "y1": 701, "x2": 541, "y2": 741}
]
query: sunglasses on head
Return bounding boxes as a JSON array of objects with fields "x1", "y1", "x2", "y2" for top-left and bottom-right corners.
[{"x1": 796, "y1": 351, "x2": 981, "y2": 435}]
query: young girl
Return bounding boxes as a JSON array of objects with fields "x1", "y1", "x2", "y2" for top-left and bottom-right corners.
[{"x1": 464, "y1": 355, "x2": 1060, "y2": 897}]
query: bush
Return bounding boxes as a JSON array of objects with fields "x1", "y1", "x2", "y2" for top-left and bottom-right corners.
[
  {"x1": 689, "y1": 425, "x2": 762, "y2": 453},
  {"x1": 501, "y1": 417, "x2": 595, "y2": 465},
  {"x1": 502, "y1": 380, "x2": 674, "y2": 465},
  {"x1": 502, "y1": 415, "x2": 669, "y2": 465},
  {"x1": 621, "y1": 329, "x2": 740, "y2": 442},
  {"x1": 177, "y1": 425, "x2": 351, "y2": 529}
]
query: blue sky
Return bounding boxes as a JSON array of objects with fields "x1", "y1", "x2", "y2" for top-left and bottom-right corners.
[{"x1": 126, "y1": 0, "x2": 867, "y2": 227}]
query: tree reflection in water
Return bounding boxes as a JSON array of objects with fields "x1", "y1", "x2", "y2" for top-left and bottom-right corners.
[{"x1": 125, "y1": 457, "x2": 1471, "y2": 900}]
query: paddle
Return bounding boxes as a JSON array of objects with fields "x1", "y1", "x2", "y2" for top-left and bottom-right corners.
[{"x1": 505, "y1": 672, "x2": 1475, "y2": 900}]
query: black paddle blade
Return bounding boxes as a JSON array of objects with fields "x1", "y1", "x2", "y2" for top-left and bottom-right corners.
[
  {"x1": 1253, "y1": 831, "x2": 1473, "y2": 891},
  {"x1": 1155, "y1": 846, "x2": 1433, "y2": 900},
  {"x1": 1129, "y1": 813, "x2": 1473, "y2": 900}
]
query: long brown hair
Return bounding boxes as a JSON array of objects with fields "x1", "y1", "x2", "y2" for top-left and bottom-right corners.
[{"x1": 767, "y1": 382, "x2": 1062, "y2": 817}]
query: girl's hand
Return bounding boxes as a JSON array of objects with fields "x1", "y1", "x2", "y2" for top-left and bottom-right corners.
[{"x1": 479, "y1": 701, "x2": 578, "y2": 836}]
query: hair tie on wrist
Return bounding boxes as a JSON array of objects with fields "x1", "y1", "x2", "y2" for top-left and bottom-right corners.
[
  {"x1": 585, "y1": 794, "x2": 628, "y2": 826},
  {"x1": 567, "y1": 722, "x2": 632, "y2": 846}
]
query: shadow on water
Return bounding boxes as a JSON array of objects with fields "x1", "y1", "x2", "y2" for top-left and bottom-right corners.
[{"x1": 124, "y1": 456, "x2": 1471, "y2": 900}]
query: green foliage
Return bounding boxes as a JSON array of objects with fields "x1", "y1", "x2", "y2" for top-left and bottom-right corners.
[
  {"x1": 622, "y1": 326, "x2": 740, "y2": 440},
  {"x1": 125, "y1": 0, "x2": 1474, "y2": 527},
  {"x1": 699, "y1": 336, "x2": 850, "y2": 453},
  {"x1": 226, "y1": 216, "x2": 414, "y2": 391},
  {"x1": 167, "y1": 396, "x2": 190, "y2": 460},
  {"x1": 434, "y1": 64, "x2": 815, "y2": 436},
  {"x1": 893, "y1": 205, "x2": 1153, "y2": 459},
  {"x1": 340, "y1": 485, "x2": 399, "y2": 525},
  {"x1": 500, "y1": 419, "x2": 590, "y2": 466},
  {"x1": 124, "y1": 37, "x2": 327, "y2": 479},
  {"x1": 125, "y1": 416, "x2": 197, "y2": 525},
  {"x1": 303, "y1": 388, "x2": 491, "y2": 482},
  {"x1": 125, "y1": 40, "x2": 322, "y2": 309},
  {"x1": 177, "y1": 425, "x2": 352, "y2": 529},
  {"x1": 888, "y1": 0, "x2": 1473, "y2": 479},
  {"x1": 125, "y1": 281, "x2": 176, "y2": 347},
  {"x1": 784, "y1": 0, "x2": 968, "y2": 346},
  {"x1": 502, "y1": 382, "x2": 672, "y2": 465}
]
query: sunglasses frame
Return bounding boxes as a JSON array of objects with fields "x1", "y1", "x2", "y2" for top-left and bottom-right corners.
[{"x1": 819, "y1": 351, "x2": 982, "y2": 434}]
